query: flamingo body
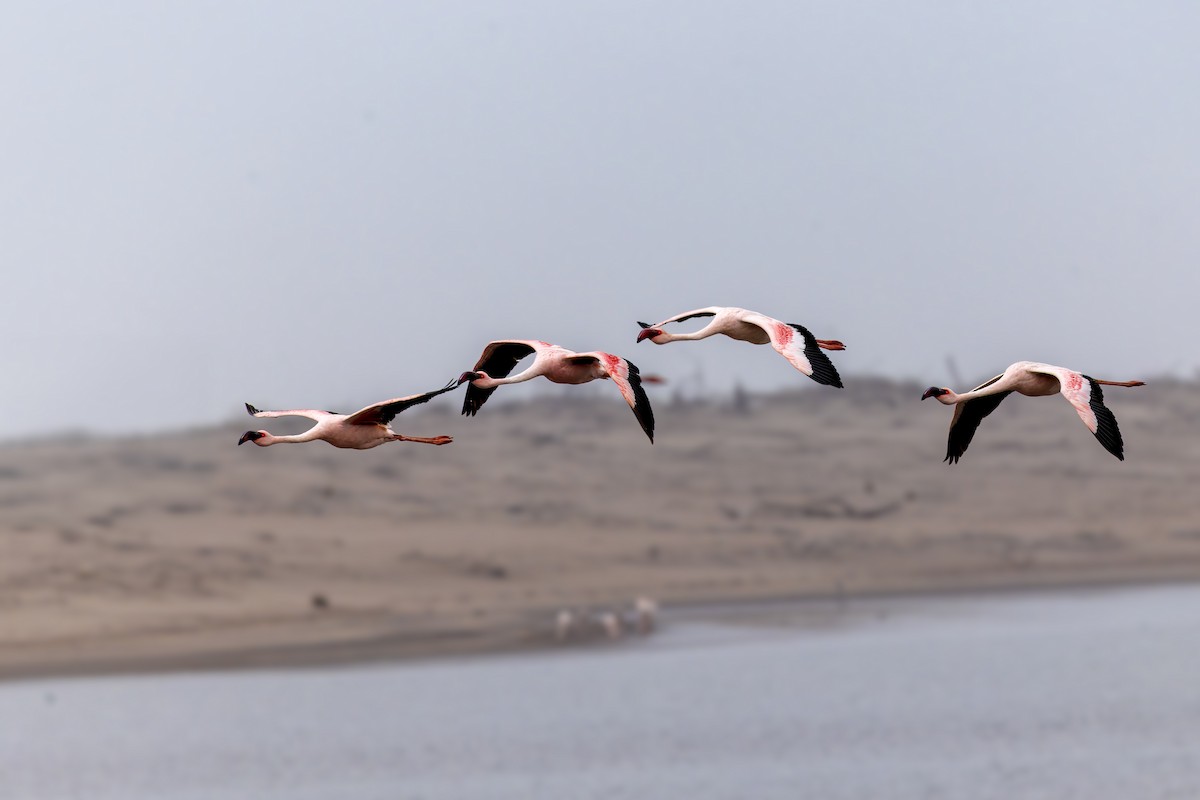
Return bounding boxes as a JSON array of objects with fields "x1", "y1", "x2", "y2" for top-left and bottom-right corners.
[{"x1": 460, "y1": 339, "x2": 655, "y2": 442}]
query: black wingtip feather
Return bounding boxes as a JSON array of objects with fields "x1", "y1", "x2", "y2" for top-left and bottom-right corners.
[
  {"x1": 365, "y1": 379, "x2": 464, "y2": 426},
  {"x1": 461, "y1": 386, "x2": 495, "y2": 418},
  {"x1": 624, "y1": 359, "x2": 656, "y2": 443},
  {"x1": 943, "y1": 390, "x2": 1013, "y2": 465},
  {"x1": 1082, "y1": 376, "x2": 1126, "y2": 460},
  {"x1": 460, "y1": 342, "x2": 536, "y2": 418},
  {"x1": 789, "y1": 324, "x2": 844, "y2": 388}
]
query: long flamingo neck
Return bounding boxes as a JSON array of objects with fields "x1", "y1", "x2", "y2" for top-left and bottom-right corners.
[
  {"x1": 664, "y1": 328, "x2": 713, "y2": 343},
  {"x1": 474, "y1": 369, "x2": 538, "y2": 389},
  {"x1": 263, "y1": 429, "x2": 322, "y2": 445}
]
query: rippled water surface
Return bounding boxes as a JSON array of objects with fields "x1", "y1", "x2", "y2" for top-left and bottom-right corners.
[{"x1": 4, "y1": 586, "x2": 1200, "y2": 799}]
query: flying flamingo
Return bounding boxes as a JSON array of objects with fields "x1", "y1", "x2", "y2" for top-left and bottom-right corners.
[
  {"x1": 921, "y1": 361, "x2": 1145, "y2": 463},
  {"x1": 458, "y1": 340, "x2": 655, "y2": 442},
  {"x1": 635, "y1": 306, "x2": 846, "y2": 387},
  {"x1": 238, "y1": 378, "x2": 463, "y2": 449}
]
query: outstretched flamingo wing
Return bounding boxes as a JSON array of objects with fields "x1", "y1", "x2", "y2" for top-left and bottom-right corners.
[
  {"x1": 244, "y1": 405, "x2": 337, "y2": 422},
  {"x1": 463, "y1": 339, "x2": 548, "y2": 416},
  {"x1": 637, "y1": 307, "x2": 722, "y2": 329},
  {"x1": 344, "y1": 379, "x2": 462, "y2": 426},
  {"x1": 1026, "y1": 364, "x2": 1126, "y2": 460},
  {"x1": 570, "y1": 352, "x2": 656, "y2": 443},
  {"x1": 945, "y1": 389, "x2": 1011, "y2": 464},
  {"x1": 739, "y1": 311, "x2": 843, "y2": 387}
]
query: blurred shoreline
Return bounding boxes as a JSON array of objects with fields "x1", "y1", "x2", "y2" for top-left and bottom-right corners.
[
  {"x1": 4, "y1": 575, "x2": 1200, "y2": 686},
  {"x1": 2, "y1": 377, "x2": 1198, "y2": 682}
]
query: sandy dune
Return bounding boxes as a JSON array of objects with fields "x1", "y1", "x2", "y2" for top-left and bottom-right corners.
[{"x1": 1, "y1": 377, "x2": 1197, "y2": 679}]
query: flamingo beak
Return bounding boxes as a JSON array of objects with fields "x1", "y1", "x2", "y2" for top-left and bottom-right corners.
[
  {"x1": 458, "y1": 371, "x2": 483, "y2": 385},
  {"x1": 921, "y1": 387, "x2": 945, "y2": 401},
  {"x1": 238, "y1": 431, "x2": 264, "y2": 445},
  {"x1": 636, "y1": 328, "x2": 663, "y2": 343}
]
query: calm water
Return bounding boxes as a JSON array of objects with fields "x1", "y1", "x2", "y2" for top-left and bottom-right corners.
[{"x1": 3, "y1": 586, "x2": 1200, "y2": 800}]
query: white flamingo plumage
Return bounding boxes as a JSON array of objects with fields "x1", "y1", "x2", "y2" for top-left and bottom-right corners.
[
  {"x1": 459, "y1": 339, "x2": 655, "y2": 442},
  {"x1": 636, "y1": 306, "x2": 846, "y2": 387},
  {"x1": 921, "y1": 361, "x2": 1145, "y2": 463}
]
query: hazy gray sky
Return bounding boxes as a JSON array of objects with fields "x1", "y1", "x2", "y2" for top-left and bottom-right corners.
[{"x1": 2, "y1": 1, "x2": 1197, "y2": 437}]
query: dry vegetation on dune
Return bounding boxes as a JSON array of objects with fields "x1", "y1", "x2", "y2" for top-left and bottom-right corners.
[{"x1": 1, "y1": 376, "x2": 1198, "y2": 677}]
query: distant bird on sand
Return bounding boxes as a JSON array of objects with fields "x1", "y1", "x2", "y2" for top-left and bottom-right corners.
[
  {"x1": 554, "y1": 609, "x2": 577, "y2": 643},
  {"x1": 459, "y1": 340, "x2": 655, "y2": 442},
  {"x1": 592, "y1": 611, "x2": 623, "y2": 640},
  {"x1": 636, "y1": 306, "x2": 846, "y2": 387},
  {"x1": 921, "y1": 361, "x2": 1145, "y2": 463},
  {"x1": 631, "y1": 596, "x2": 658, "y2": 634},
  {"x1": 239, "y1": 379, "x2": 463, "y2": 449}
]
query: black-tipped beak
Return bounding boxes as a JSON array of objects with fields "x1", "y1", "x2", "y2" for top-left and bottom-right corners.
[
  {"x1": 921, "y1": 387, "x2": 943, "y2": 401},
  {"x1": 636, "y1": 328, "x2": 662, "y2": 344},
  {"x1": 458, "y1": 371, "x2": 481, "y2": 385},
  {"x1": 238, "y1": 431, "x2": 263, "y2": 446}
]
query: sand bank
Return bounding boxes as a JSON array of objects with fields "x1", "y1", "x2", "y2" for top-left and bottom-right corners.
[{"x1": 2, "y1": 378, "x2": 1198, "y2": 680}]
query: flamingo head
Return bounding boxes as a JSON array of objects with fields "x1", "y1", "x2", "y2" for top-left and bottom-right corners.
[
  {"x1": 238, "y1": 430, "x2": 268, "y2": 446},
  {"x1": 636, "y1": 323, "x2": 665, "y2": 344},
  {"x1": 458, "y1": 371, "x2": 486, "y2": 385},
  {"x1": 921, "y1": 387, "x2": 951, "y2": 401}
]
